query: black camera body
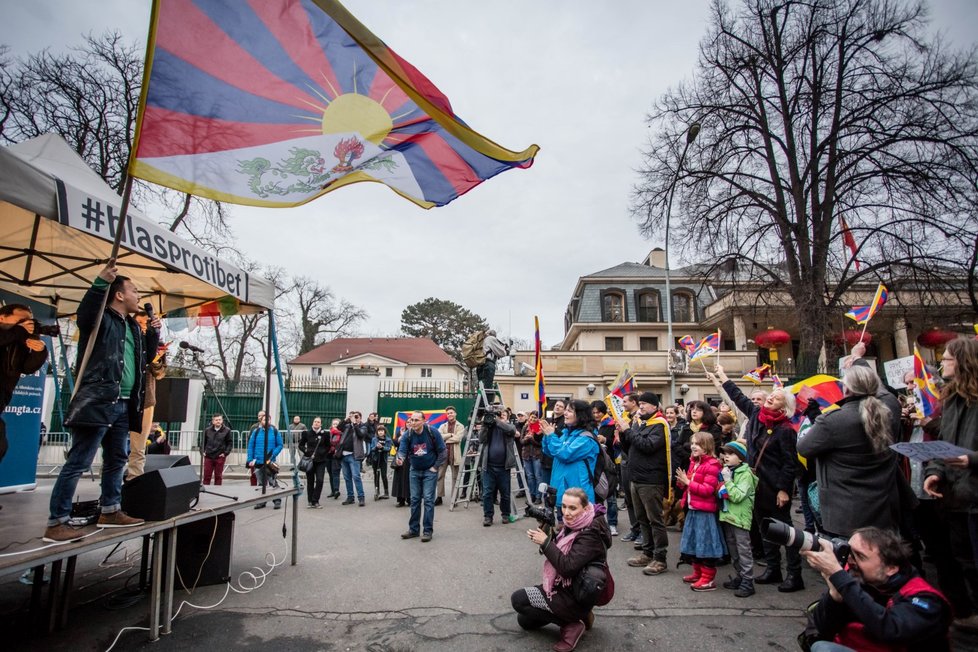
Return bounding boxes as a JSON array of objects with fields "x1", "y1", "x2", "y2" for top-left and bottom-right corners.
[
  {"x1": 524, "y1": 484, "x2": 558, "y2": 533},
  {"x1": 762, "y1": 517, "x2": 851, "y2": 563},
  {"x1": 33, "y1": 321, "x2": 60, "y2": 337}
]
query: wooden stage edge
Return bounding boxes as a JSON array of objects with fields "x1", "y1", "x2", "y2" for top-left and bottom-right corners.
[{"x1": 0, "y1": 482, "x2": 301, "y2": 579}]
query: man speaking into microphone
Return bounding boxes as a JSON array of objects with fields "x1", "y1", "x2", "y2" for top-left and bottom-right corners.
[{"x1": 125, "y1": 301, "x2": 168, "y2": 480}]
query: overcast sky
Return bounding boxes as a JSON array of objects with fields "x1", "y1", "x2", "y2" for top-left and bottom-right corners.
[{"x1": 4, "y1": 0, "x2": 977, "y2": 348}]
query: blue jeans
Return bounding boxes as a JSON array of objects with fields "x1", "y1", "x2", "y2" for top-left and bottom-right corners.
[
  {"x1": 49, "y1": 399, "x2": 130, "y2": 525},
  {"x1": 540, "y1": 463, "x2": 552, "y2": 487},
  {"x1": 606, "y1": 489, "x2": 619, "y2": 526},
  {"x1": 409, "y1": 467, "x2": 438, "y2": 535},
  {"x1": 482, "y1": 465, "x2": 512, "y2": 520},
  {"x1": 523, "y1": 457, "x2": 542, "y2": 501},
  {"x1": 341, "y1": 454, "x2": 364, "y2": 500}
]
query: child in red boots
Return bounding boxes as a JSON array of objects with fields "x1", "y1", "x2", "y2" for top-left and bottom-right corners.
[{"x1": 675, "y1": 431, "x2": 727, "y2": 591}]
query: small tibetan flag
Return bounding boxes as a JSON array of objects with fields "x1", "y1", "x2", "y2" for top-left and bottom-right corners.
[
  {"x1": 912, "y1": 345, "x2": 940, "y2": 419},
  {"x1": 742, "y1": 363, "x2": 771, "y2": 385},
  {"x1": 845, "y1": 283, "x2": 888, "y2": 325},
  {"x1": 533, "y1": 316, "x2": 546, "y2": 415},
  {"x1": 678, "y1": 335, "x2": 696, "y2": 353},
  {"x1": 689, "y1": 332, "x2": 720, "y2": 362}
]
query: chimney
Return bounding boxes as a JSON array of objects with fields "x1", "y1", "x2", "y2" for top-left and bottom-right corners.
[{"x1": 645, "y1": 248, "x2": 666, "y2": 268}]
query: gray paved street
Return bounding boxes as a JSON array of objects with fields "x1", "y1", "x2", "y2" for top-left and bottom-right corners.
[{"x1": 4, "y1": 475, "x2": 975, "y2": 651}]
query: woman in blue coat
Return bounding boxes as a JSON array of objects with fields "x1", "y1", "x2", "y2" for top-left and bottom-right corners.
[{"x1": 540, "y1": 400, "x2": 600, "y2": 511}]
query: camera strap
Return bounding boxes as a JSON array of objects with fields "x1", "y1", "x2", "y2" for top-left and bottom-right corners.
[{"x1": 752, "y1": 431, "x2": 775, "y2": 472}]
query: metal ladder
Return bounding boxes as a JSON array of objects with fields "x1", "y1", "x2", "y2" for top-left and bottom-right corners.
[{"x1": 449, "y1": 381, "x2": 529, "y2": 518}]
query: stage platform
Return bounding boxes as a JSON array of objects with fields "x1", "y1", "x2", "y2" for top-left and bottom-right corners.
[{"x1": 0, "y1": 480, "x2": 301, "y2": 641}]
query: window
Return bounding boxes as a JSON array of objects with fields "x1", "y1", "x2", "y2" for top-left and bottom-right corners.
[
  {"x1": 601, "y1": 290, "x2": 626, "y2": 322},
  {"x1": 420, "y1": 368, "x2": 433, "y2": 378},
  {"x1": 640, "y1": 337, "x2": 658, "y2": 351},
  {"x1": 636, "y1": 291, "x2": 660, "y2": 322},
  {"x1": 385, "y1": 367, "x2": 393, "y2": 377},
  {"x1": 672, "y1": 291, "x2": 695, "y2": 322},
  {"x1": 311, "y1": 367, "x2": 322, "y2": 377},
  {"x1": 605, "y1": 337, "x2": 624, "y2": 352}
]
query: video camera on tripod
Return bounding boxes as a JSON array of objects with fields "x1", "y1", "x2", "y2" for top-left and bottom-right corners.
[{"x1": 524, "y1": 483, "x2": 558, "y2": 533}]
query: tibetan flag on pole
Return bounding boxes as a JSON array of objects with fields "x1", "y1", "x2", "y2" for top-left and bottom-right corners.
[
  {"x1": 787, "y1": 374, "x2": 845, "y2": 430},
  {"x1": 678, "y1": 335, "x2": 696, "y2": 353},
  {"x1": 912, "y1": 345, "x2": 940, "y2": 419},
  {"x1": 845, "y1": 283, "x2": 889, "y2": 325},
  {"x1": 533, "y1": 316, "x2": 546, "y2": 416},
  {"x1": 742, "y1": 363, "x2": 771, "y2": 385},
  {"x1": 688, "y1": 332, "x2": 720, "y2": 362},
  {"x1": 771, "y1": 374, "x2": 784, "y2": 389},
  {"x1": 130, "y1": 0, "x2": 539, "y2": 209},
  {"x1": 605, "y1": 363, "x2": 634, "y2": 424}
]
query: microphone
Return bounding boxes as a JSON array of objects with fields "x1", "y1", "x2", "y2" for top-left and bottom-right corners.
[
  {"x1": 143, "y1": 302, "x2": 155, "y2": 319},
  {"x1": 179, "y1": 341, "x2": 205, "y2": 354}
]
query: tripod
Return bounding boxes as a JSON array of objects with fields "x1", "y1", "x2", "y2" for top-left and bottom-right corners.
[{"x1": 188, "y1": 350, "x2": 238, "y2": 501}]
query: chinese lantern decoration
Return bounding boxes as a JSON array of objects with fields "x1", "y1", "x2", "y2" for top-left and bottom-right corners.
[
  {"x1": 834, "y1": 330, "x2": 872, "y2": 348},
  {"x1": 754, "y1": 329, "x2": 791, "y2": 364},
  {"x1": 916, "y1": 328, "x2": 958, "y2": 350}
]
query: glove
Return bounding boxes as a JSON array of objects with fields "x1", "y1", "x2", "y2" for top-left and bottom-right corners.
[
  {"x1": 804, "y1": 398, "x2": 821, "y2": 420},
  {"x1": 720, "y1": 466, "x2": 732, "y2": 482}
]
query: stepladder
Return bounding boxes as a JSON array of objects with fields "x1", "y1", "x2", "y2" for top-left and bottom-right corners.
[{"x1": 449, "y1": 381, "x2": 529, "y2": 519}]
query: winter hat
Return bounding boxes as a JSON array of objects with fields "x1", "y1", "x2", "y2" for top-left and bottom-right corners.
[
  {"x1": 637, "y1": 391, "x2": 659, "y2": 407},
  {"x1": 722, "y1": 440, "x2": 748, "y2": 461}
]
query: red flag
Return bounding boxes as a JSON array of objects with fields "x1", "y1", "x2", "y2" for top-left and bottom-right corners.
[{"x1": 840, "y1": 217, "x2": 860, "y2": 271}]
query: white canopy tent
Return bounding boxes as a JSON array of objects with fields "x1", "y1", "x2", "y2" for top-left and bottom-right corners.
[{"x1": 0, "y1": 134, "x2": 275, "y2": 316}]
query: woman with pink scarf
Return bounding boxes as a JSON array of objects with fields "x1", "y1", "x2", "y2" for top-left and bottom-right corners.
[{"x1": 511, "y1": 487, "x2": 612, "y2": 652}]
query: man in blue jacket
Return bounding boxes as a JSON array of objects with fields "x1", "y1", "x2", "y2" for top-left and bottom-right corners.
[
  {"x1": 44, "y1": 260, "x2": 160, "y2": 542},
  {"x1": 248, "y1": 413, "x2": 284, "y2": 510},
  {"x1": 396, "y1": 411, "x2": 447, "y2": 542}
]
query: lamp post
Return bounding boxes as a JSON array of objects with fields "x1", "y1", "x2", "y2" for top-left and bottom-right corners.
[{"x1": 664, "y1": 122, "x2": 700, "y2": 404}]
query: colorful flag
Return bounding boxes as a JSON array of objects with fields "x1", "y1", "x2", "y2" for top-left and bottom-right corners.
[
  {"x1": 786, "y1": 374, "x2": 845, "y2": 431},
  {"x1": 845, "y1": 283, "x2": 889, "y2": 325},
  {"x1": 912, "y1": 345, "x2": 940, "y2": 419},
  {"x1": 533, "y1": 316, "x2": 546, "y2": 415},
  {"x1": 678, "y1": 335, "x2": 696, "y2": 353},
  {"x1": 840, "y1": 217, "x2": 861, "y2": 271},
  {"x1": 609, "y1": 362, "x2": 635, "y2": 396},
  {"x1": 393, "y1": 410, "x2": 447, "y2": 434},
  {"x1": 688, "y1": 332, "x2": 720, "y2": 362},
  {"x1": 742, "y1": 363, "x2": 771, "y2": 385},
  {"x1": 771, "y1": 374, "x2": 784, "y2": 389},
  {"x1": 130, "y1": 0, "x2": 538, "y2": 209}
]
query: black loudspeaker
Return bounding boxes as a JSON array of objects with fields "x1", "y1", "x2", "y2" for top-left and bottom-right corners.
[
  {"x1": 144, "y1": 454, "x2": 192, "y2": 473},
  {"x1": 154, "y1": 377, "x2": 190, "y2": 422},
  {"x1": 176, "y1": 513, "x2": 235, "y2": 587},
  {"x1": 121, "y1": 463, "x2": 200, "y2": 521}
]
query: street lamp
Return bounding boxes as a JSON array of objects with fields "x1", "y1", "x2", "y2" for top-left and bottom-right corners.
[{"x1": 664, "y1": 122, "x2": 700, "y2": 404}]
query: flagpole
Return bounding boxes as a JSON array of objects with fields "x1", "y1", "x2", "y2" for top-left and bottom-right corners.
[{"x1": 70, "y1": 172, "x2": 136, "y2": 400}]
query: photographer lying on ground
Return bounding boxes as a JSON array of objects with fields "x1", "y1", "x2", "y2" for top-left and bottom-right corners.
[
  {"x1": 511, "y1": 487, "x2": 612, "y2": 652},
  {"x1": 801, "y1": 526, "x2": 951, "y2": 652}
]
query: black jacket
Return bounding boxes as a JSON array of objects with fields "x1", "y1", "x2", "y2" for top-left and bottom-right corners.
[
  {"x1": 674, "y1": 421, "x2": 723, "y2": 460},
  {"x1": 340, "y1": 421, "x2": 370, "y2": 461},
  {"x1": 0, "y1": 323, "x2": 47, "y2": 411},
  {"x1": 620, "y1": 416, "x2": 670, "y2": 486},
  {"x1": 299, "y1": 428, "x2": 331, "y2": 463},
  {"x1": 203, "y1": 424, "x2": 233, "y2": 459},
  {"x1": 812, "y1": 568, "x2": 951, "y2": 652},
  {"x1": 66, "y1": 281, "x2": 159, "y2": 430}
]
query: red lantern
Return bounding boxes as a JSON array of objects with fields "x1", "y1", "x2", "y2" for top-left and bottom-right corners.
[
  {"x1": 834, "y1": 330, "x2": 872, "y2": 348},
  {"x1": 917, "y1": 328, "x2": 958, "y2": 349},
  {"x1": 754, "y1": 329, "x2": 791, "y2": 349}
]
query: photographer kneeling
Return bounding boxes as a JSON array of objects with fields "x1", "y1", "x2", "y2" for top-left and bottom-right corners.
[
  {"x1": 801, "y1": 527, "x2": 951, "y2": 652},
  {"x1": 511, "y1": 487, "x2": 612, "y2": 652}
]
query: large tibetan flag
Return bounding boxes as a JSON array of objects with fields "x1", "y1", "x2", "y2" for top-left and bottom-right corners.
[
  {"x1": 787, "y1": 374, "x2": 845, "y2": 430},
  {"x1": 688, "y1": 332, "x2": 720, "y2": 362},
  {"x1": 912, "y1": 345, "x2": 940, "y2": 419},
  {"x1": 533, "y1": 316, "x2": 546, "y2": 415},
  {"x1": 845, "y1": 283, "x2": 889, "y2": 325},
  {"x1": 130, "y1": 0, "x2": 539, "y2": 209}
]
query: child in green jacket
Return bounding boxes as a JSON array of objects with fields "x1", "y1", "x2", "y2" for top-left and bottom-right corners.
[{"x1": 718, "y1": 440, "x2": 758, "y2": 597}]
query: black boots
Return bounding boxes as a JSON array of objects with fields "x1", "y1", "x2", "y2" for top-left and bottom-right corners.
[
  {"x1": 777, "y1": 573, "x2": 805, "y2": 593},
  {"x1": 754, "y1": 566, "x2": 783, "y2": 584}
]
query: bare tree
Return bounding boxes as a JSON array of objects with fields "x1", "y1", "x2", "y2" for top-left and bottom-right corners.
[
  {"x1": 287, "y1": 276, "x2": 367, "y2": 355},
  {"x1": 633, "y1": 0, "x2": 978, "y2": 373},
  {"x1": 0, "y1": 32, "x2": 232, "y2": 247}
]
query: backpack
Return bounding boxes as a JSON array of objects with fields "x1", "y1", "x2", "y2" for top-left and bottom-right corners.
[
  {"x1": 461, "y1": 330, "x2": 488, "y2": 368},
  {"x1": 582, "y1": 433, "x2": 618, "y2": 502}
]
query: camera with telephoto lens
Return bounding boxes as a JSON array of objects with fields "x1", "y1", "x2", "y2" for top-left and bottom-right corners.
[
  {"x1": 31, "y1": 321, "x2": 60, "y2": 337},
  {"x1": 762, "y1": 517, "x2": 851, "y2": 564},
  {"x1": 481, "y1": 403, "x2": 502, "y2": 427},
  {"x1": 524, "y1": 483, "x2": 558, "y2": 533}
]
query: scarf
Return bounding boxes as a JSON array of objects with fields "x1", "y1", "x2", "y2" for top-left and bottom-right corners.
[
  {"x1": 758, "y1": 406, "x2": 788, "y2": 428},
  {"x1": 542, "y1": 503, "x2": 596, "y2": 598},
  {"x1": 690, "y1": 420, "x2": 702, "y2": 433}
]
